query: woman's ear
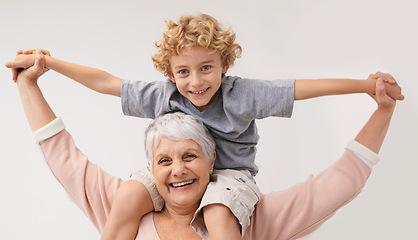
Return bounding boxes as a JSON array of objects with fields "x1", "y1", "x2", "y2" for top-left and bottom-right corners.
[
  {"x1": 211, "y1": 151, "x2": 216, "y2": 170},
  {"x1": 148, "y1": 162, "x2": 154, "y2": 173}
]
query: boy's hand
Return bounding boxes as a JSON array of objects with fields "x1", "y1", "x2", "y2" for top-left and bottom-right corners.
[
  {"x1": 5, "y1": 49, "x2": 50, "y2": 82},
  {"x1": 368, "y1": 72, "x2": 404, "y2": 101}
]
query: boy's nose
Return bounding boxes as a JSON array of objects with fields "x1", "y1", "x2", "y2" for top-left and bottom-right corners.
[{"x1": 190, "y1": 74, "x2": 203, "y2": 88}]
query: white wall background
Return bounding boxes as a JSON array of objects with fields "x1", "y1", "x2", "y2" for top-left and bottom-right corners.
[{"x1": 1, "y1": 0, "x2": 417, "y2": 239}]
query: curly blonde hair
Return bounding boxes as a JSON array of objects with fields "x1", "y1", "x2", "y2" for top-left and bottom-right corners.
[{"x1": 152, "y1": 14, "x2": 242, "y2": 76}]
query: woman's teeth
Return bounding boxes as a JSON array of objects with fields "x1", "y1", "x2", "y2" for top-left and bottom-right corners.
[{"x1": 171, "y1": 180, "x2": 194, "y2": 187}]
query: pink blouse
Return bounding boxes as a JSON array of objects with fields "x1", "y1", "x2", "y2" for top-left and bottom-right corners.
[{"x1": 38, "y1": 128, "x2": 372, "y2": 240}]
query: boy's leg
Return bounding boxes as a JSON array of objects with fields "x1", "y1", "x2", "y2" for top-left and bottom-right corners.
[
  {"x1": 101, "y1": 167, "x2": 164, "y2": 240},
  {"x1": 203, "y1": 203, "x2": 242, "y2": 240},
  {"x1": 100, "y1": 180, "x2": 153, "y2": 240},
  {"x1": 192, "y1": 169, "x2": 261, "y2": 239}
]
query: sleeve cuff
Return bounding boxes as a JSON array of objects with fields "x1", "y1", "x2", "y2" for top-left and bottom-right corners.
[
  {"x1": 30, "y1": 117, "x2": 66, "y2": 144},
  {"x1": 346, "y1": 140, "x2": 380, "y2": 169}
]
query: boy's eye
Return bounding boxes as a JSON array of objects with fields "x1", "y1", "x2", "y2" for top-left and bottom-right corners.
[
  {"x1": 178, "y1": 69, "x2": 189, "y2": 75},
  {"x1": 201, "y1": 65, "x2": 211, "y2": 71}
]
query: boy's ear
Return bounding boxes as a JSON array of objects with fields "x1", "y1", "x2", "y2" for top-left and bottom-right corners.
[
  {"x1": 168, "y1": 72, "x2": 176, "y2": 83},
  {"x1": 169, "y1": 76, "x2": 176, "y2": 83},
  {"x1": 222, "y1": 65, "x2": 229, "y2": 74}
]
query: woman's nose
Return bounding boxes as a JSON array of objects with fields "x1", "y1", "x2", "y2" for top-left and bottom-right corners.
[{"x1": 172, "y1": 161, "x2": 187, "y2": 176}]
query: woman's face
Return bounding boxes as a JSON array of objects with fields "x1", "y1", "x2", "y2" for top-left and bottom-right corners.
[{"x1": 152, "y1": 136, "x2": 215, "y2": 210}]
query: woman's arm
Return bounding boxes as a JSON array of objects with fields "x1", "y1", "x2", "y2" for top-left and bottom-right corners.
[
  {"x1": 38, "y1": 129, "x2": 122, "y2": 233},
  {"x1": 16, "y1": 51, "x2": 56, "y2": 131},
  {"x1": 16, "y1": 51, "x2": 123, "y2": 232},
  {"x1": 245, "y1": 79, "x2": 398, "y2": 240},
  {"x1": 246, "y1": 150, "x2": 371, "y2": 240},
  {"x1": 354, "y1": 78, "x2": 395, "y2": 153}
]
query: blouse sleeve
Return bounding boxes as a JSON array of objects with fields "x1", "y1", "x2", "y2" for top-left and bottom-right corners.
[
  {"x1": 244, "y1": 148, "x2": 373, "y2": 240},
  {"x1": 37, "y1": 127, "x2": 123, "y2": 233}
]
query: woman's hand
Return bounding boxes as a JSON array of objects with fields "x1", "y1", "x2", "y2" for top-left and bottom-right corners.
[
  {"x1": 16, "y1": 50, "x2": 46, "y2": 85},
  {"x1": 356, "y1": 77, "x2": 399, "y2": 154},
  {"x1": 370, "y1": 78, "x2": 397, "y2": 111},
  {"x1": 367, "y1": 72, "x2": 404, "y2": 101},
  {"x1": 5, "y1": 49, "x2": 50, "y2": 82},
  {"x1": 15, "y1": 50, "x2": 57, "y2": 132}
]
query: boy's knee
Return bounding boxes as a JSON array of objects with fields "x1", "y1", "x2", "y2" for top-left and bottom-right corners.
[
  {"x1": 203, "y1": 204, "x2": 242, "y2": 238},
  {"x1": 203, "y1": 204, "x2": 236, "y2": 220},
  {"x1": 117, "y1": 180, "x2": 151, "y2": 205}
]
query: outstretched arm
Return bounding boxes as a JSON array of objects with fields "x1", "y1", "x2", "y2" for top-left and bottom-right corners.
[
  {"x1": 246, "y1": 79, "x2": 399, "y2": 240},
  {"x1": 6, "y1": 49, "x2": 122, "y2": 97},
  {"x1": 294, "y1": 72, "x2": 404, "y2": 101},
  {"x1": 16, "y1": 51, "x2": 56, "y2": 131},
  {"x1": 295, "y1": 77, "x2": 373, "y2": 100},
  {"x1": 354, "y1": 78, "x2": 395, "y2": 153},
  {"x1": 16, "y1": 50, "x2": 123, "y2": 232}
]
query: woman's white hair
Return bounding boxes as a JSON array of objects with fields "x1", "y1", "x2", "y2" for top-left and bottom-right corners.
[{"x1": 144, "y1": 112, "x2": 216, "y2": 167}]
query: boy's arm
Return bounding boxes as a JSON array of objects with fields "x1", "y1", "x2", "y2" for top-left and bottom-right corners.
[
  {"x1": 294, "y1": 78, "x2": 374, "y2": 100},
  {"x1": 44, "y1": 55, "x2": 122, "y2": 97},
  {"x1": 6, "y1": 49, "x2": 122, "y2": 97},
  {"x1": 294, "y1": 72, "x2": 404, "y2": 101}
]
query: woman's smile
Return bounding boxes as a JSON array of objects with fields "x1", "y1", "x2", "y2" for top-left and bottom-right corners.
[
  {"x1": 170, "y1": 179, "x2": 195, "y2": 188},
  {"x1": 153, "y1": 137, "x2": 215, "y2": 208}
]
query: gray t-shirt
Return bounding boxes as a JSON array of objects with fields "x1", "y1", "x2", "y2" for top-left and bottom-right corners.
[{"x1": 121, "y1": 75, "x2": 294, "y2": 176}]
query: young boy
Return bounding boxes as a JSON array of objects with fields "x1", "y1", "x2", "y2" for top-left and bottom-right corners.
[{"x1": 7, "y1": 14, "x2": 403, "y2": 240}]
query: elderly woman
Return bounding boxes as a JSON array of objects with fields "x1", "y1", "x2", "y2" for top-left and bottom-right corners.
[{"x1": 16, "y1": 51, "x2": 398, "y2": 239}]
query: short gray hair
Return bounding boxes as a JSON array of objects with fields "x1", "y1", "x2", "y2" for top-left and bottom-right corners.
[{"x1": 144, "y1": 112, "x2": 216, "y2": 167}]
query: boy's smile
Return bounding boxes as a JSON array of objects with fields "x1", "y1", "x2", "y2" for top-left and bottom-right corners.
[{"x1": 169, "y1": 46, "x2": 229, "y2": 112}]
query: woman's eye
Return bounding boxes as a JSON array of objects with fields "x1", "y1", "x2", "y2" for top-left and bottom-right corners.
[
  {"x1": 158, "y1": 159, "x2": 171, "y2": 165},
  {"x1": 201, "y1": 65, "x2": 211, "y2": 71},
  {"x1": 184, "y1": 154, "x2": 197, "y2": 160}
]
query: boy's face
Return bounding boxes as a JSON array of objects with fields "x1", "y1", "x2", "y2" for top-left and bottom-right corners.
[{"x1": 169, "y1": 46, "x2": 229, "y2": 112}]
